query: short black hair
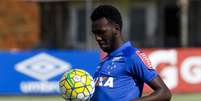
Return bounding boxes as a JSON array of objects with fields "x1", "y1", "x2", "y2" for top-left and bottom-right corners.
[{"x1": 90, "y1": 5, "x2": 122, "y2": 31}]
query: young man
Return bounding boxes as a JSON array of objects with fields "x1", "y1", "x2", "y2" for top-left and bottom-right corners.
[{"x1": 90, "y1": 5, "x2": 171, "y2": 101}]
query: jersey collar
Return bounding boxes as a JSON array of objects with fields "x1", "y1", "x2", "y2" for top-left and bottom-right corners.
[{"x1": 109, "y1": 41, "x2": 132, "y2": 57}]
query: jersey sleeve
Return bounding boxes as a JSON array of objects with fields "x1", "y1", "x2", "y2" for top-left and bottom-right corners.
[{"x1": 128, "y1": 50, "x2": 158, "y2": 83}]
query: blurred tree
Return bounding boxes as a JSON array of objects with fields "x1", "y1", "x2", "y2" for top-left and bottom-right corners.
[{"x1": 0, "y1": 0, "x2": 39, "y2": 50}]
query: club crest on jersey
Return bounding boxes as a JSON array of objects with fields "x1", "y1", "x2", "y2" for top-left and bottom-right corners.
[{"x1": 136, "y1": 50, "x2": 153, "y2": 69}]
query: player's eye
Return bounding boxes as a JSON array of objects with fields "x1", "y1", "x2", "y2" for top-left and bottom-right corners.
[{"x1": 92, "y1": 30, "x2": 105, "y2": 35}]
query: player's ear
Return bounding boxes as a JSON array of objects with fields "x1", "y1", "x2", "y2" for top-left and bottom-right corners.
[
  {"x1": 114, "y1": 24, "x2": 121, "y2": 36},
  {"x1": 114, "y1": 24, "x2": 120, "y2": 31}
]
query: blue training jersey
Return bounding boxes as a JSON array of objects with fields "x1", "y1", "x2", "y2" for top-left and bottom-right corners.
[{"x1": 91, "y1": 41, "x2": 158, "y2": 101}]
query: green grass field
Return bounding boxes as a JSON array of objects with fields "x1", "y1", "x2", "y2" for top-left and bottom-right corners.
[{"x1": 0, "y1": 93, "x2": 200, "y2": 101}]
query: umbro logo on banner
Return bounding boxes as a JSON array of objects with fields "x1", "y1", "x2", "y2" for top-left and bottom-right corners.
[{"x1": 15, "y1": 53, "x2": 71, "y2": 81}]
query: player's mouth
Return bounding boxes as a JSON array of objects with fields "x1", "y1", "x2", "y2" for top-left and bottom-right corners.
[
  {"x1": 98, "y1": 42, "x2": 108, "y2": 48},
  {"x1": 100, "y1": 44, "x2": 107, "y2": 49}
]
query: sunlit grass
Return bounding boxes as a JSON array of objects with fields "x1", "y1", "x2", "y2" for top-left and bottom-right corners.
[{"x1": 0, "y1": 93, "x2": 200, "y2": 101}]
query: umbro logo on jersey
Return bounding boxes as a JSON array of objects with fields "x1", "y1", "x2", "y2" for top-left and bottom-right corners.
[{"x1": 112, "y1": 56, "x2": 123, "y2": 62}]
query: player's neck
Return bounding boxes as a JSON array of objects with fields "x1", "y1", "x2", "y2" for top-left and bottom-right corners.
[
  {"x1": 108, "y1": 36, "x2": 125, "y2": 54},
  {"x1": 115, "y1": 38, "x2": 124, "y2": 50}
]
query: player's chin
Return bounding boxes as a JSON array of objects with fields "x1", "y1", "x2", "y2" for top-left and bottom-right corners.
[{"x1": 100, "y1": 47, "x2": 110, "y2": 53}]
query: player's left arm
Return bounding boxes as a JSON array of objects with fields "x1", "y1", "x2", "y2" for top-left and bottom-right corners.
[
  {"x1": 130, "y1": 50, "x2": 172, "y2": 101},
  {"x1": 131, "y1": 75, "x2": 172, "y2": 101}
]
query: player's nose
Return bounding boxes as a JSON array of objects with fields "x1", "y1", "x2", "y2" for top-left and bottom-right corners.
[{"x1": 95, "y1": 35, "x2": 103, "y2": 41}]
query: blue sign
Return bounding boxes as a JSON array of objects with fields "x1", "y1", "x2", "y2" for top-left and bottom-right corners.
[{"x1": 0, "y1": 50, "x2": 99, "y2": 95}]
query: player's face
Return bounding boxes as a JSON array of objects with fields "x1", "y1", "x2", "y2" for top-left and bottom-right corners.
[{"x1": 92, "y1": 18, "x2": 116, "y2": 53}]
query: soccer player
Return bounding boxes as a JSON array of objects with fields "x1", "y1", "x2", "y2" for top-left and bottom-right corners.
[{"x1": 90, "y1": 5, "x2": 172, "y2": 101}]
